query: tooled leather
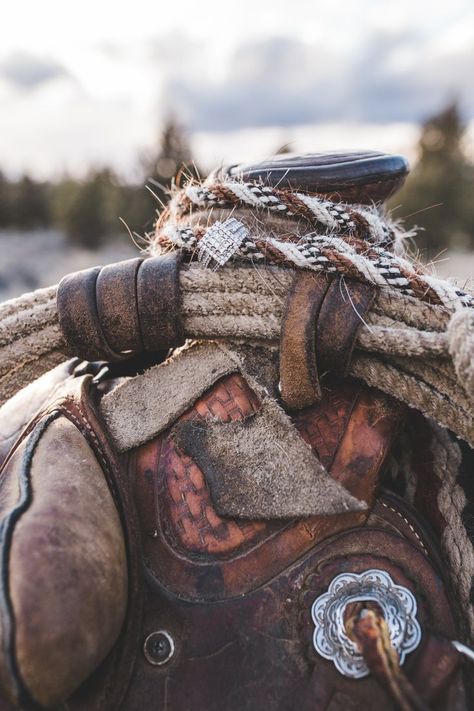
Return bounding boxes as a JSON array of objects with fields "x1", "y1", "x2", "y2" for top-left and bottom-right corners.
[
  {"x1": 292, "y1": 378, "x2": 361, "y2": 469},
  {"x1": 139, "y1": 374, "x2": 267, "y2": 557},
  {"x1": 121, "y1": 524, "x2": 465, "y2": 711},
  {"x1": 132, "y1": 371, "x2": 401, "y2": 601},
  {"x1": 298, "y1": 528, "x2": 465, "y2": 710}
]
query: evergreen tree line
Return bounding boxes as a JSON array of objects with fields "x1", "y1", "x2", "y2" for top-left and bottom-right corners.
[
  {"x1": 0, "y1": 106, "x2": 473, "y2": 256},
  {"x1": 390, "y1": 102, "x2": 474, "y2": 258},
  {"x1": 0, "y1": 120, "x2": 199, "y2": 250}
]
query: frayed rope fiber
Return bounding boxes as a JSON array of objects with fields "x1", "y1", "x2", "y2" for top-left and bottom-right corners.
[{"x1": 154, "y1": 179, "x2": 473, "y2": 312}]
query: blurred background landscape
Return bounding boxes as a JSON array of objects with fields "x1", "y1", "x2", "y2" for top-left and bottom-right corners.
[{"x1": 1, "y1": 0, "x2": 474, "y2": 299}]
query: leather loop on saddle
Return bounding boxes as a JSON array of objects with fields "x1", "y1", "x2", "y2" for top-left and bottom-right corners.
[
  {"x1": 317, "y1": 278, "x2": 376, "y2": 376},
  {"x1": 96, "y1": 257, "x2": 145, "y2": 354},
  {"x1": 136, "y1": 253, "x2": 184, "y2": 352},
  {"x1": 57, "y1": 266, "x2": 125, "y2": 362},
  {"x1": 279, "y1": 273, "x2": 375, "y2": 410},
  {"x1": 57, "y1": 253, "x2": 185, "y2": 361},
  {"x1": 279, "y1": 273, "x2": 330, "y2": 410}
]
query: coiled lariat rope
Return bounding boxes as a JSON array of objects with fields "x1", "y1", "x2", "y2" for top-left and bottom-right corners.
[
  {"x1": 157, "y1": 180, "x2": 473, "y2": 309},
  {"x1": 0, "y1": 179, "x2": 473, "y2": 445}
]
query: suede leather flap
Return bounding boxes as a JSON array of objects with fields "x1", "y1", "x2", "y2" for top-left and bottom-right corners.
[{"x1": 173, "y1": 396, "x2": 365, "y2": 519}]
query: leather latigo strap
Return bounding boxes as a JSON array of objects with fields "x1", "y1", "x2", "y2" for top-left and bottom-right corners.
[
  {"x1": 57, "y1": 253, "x2": 184, "y2": 361},
  {"x1": 280, "y1": 271, "x2": 375, "y2": 410}
]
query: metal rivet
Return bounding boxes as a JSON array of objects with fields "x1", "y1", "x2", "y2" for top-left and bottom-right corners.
[{"x1": 143, "y1": 630, "x2": 175, "y2": 666}]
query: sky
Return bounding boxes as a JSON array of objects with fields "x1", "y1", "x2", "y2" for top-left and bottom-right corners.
[{"x1": 1, "y1": 0, "x2": 473, "y2": 180}]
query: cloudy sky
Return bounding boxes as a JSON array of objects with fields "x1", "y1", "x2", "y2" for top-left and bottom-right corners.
[{"x1": 1, "y1": 0, "x2": 473, "y2": 179}]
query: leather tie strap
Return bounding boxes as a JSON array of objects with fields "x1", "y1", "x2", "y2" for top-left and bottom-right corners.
[
  {"x1": 279, "y1": 272, "x2": 331, "y2": 411},
  {"x1": 317, "y1": 278, "x2": 376, "y2": 376},
  {"x1": 279, "y1": 273, "x2": 375, "y2": 411},
  {"x1": 57, "y1": 266, "x2": 124, "y2": 362},
  {"x1": 57, "y1": 253, "x2": 185, "y2": 361},
  {"x1": 136, "y1": 254, "x2": 184, "y2": 352},
  {"x1": 96, "y1": 258, "x2": 145, "y2": 355}
]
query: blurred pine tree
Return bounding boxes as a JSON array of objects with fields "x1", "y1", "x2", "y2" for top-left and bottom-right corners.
[
  {"x1": 0, "y1": 171, "x2": 12, "y2": 228},
  {"x1": 53, "y1": 170, "x2": 121, "y2": 249},
  {"x1": 118, "y1": 116, "x2": 202, "y2": 241},
  {"x1": 391, "y1": 102, "x2": 474, "y2": 258},
  {"x1": 11, "y1": 175, "x2": 51, "y2": 229}
]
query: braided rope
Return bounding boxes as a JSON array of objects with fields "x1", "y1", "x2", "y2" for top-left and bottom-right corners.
[
  {"x1": 158, "y1": 222, "x2": 473, "y2": 311},
  {"x1": 170, "y1": 180, "x2": 397, "y2": 248},
  {"x1": 427, "y1": 426, "x2": 474, "y2": 640}
]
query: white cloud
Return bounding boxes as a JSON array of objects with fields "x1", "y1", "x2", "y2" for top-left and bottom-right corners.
[{"x1": 0, "y1": 0, "x2": 473, "y2": 177}]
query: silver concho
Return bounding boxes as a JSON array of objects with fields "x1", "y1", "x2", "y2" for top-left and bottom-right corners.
[
  {"x1": 311, "y1": 569, "x2": 421, "y2": 679},
  {"x1": 198, "y1": 218, "x2": 249, "y2": 268}
]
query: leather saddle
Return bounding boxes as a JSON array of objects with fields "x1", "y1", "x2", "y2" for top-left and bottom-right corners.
[{"x1": 0, "y1": 152, "x2": 469, "y2": 711}]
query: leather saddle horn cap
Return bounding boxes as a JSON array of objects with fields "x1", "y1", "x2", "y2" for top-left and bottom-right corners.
[{"x1": 214, "y1": 151, "x2": 409, "y2": 204}]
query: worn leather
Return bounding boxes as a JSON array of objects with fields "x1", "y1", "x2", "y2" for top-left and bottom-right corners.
[
  {"x1": 57, "y1": 266, "x2": 125, "y2": 362},
  {"x1": 131, "y1": 372, "x2": 400, "y2": 601},
  {"x1": 57, "y1": 253, "x2": 185, "y2": 362},
  {"x1": 279, "y1": 272, "x2": 375, "y2": 410},
  {"x1": 136, "y1": 253, "x2": 184, "y2": 352},
  {"x1": 97, "y1": 258, "x2": 145, "y2": 354},
  {"x1": 215, "y1": 151, "x2": 409, "y2": 204},
  {"x1": 121, "y1": 502, "x2": 465, "y2": 710},
  {"x1": 0, "y1": 360, "x2": 77, "y2": 470},
  {"x1": 0, "y1": 415, "x2": 127, "y2": 708},
  {"x1": 0, "y1": 376, "x2": 143, "y2": 710},
  {"x1": 0, "y1": 355, "x2": 466, "y2": 710},
  {"x1": 279, "y1": 272, "x2": 331, "y2": 410},
  {"x1": 316, "y1": 277, "x2": 375, "y2": 376}
]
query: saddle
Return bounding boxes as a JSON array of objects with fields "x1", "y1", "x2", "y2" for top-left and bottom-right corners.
[{"x1": 0, "y1": 151, "x2": 472, "y2": 711}]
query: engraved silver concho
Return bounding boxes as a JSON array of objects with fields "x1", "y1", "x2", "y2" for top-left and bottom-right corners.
[
  {"x1": 198, "y1": 218, "x2": 249, "y2": 268},
  {"x1": 311, "y1": 569, "x2": 422, "y2": 679}
]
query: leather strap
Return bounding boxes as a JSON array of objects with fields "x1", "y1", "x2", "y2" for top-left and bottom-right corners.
[
  {"x1": 279, "y1": 272, "x2": 330, "y2": 410},
  {"x1": 136, "y1": 254, "x2": 184, "y2": 352},
  {"x1": 57, "y1": 266, "x2": 125, "y2": 362},
  {"x1": 279, "y1": 273, "x2": 375, "y2": 410},
  {"x1": 317, "y1": 278, "x2": 376, "y2": 376},
  {"x1": 348, "y1": 606, "x2": 430, "y2": 711},
  {"x1": 96, "y1": 257, "x2": 144, "y2": 354},
  {"x1": 57, "y1": 253, "x2": 185, "y2": 361}
]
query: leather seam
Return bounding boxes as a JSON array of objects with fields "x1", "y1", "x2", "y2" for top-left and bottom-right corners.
[
  {"x1": 380, "y1": 500, "x2": 429, "y2": 556},
  {"x1": 0, "y1": 411, "x2": 60, "y2": 710},
  {"x1": 62, "y1": 408, "x2": 122, "y2": 516}
]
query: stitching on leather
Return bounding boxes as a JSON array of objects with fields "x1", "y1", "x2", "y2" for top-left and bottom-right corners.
[
  {"x1": 63, "y1": 408, "x2": 121, "y2": 514},
  {"x1": 380, "y1": 500, "x2": 428, "y2": 555}
]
